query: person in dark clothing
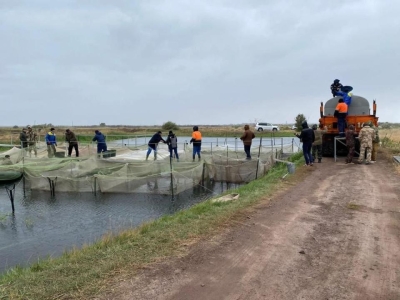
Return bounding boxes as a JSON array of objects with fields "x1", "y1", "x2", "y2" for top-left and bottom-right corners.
[
  {"x1": 240, "y1": 124, "x2": 255, "y2": 160},
  {"x1": 330, "y1": 79, "x2": 343, "y2": 97},
  {"x1": 92, "y1": 130, "x2": 107, "y2": 155},
  {"x1": 19, "y1": 128, "x2": 28, "y2": 154},
  {"x1": 146, "y1": 131, "x2": 166, "y2": 160},
  {"x1": 65, "y1": 129, "x2": 79, "y2": 157},
  {"x1": 345, "y1": 124, "x2": 357, "y2": 164},
  {"x1": 295, "y1": 121, "x2": 315, "y2": 166},
  {"x1": 166, "y1": 131, "x2": 179, "y2": 161}
]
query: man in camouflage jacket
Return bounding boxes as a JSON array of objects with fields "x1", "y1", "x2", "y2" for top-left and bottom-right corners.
[
  {"x1": 369, "y1": 122, "x2": 380, "y2": 162},
  {"x1": 345, "y1": 124, "x2": 357, "y2": 164},
  {"x1": 311, "y1": 124, "x2": 327, "y2": 163},
  {"x1": 357, "y1": 123, "x2": 375, "y2": 164},
  {"x1": 26, "y1": 126, "x2": 38, "y2": 157}
]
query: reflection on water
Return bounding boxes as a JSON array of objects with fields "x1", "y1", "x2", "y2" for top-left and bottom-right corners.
[{"x1": 0, "y1": 180, "x2": 240, "y2": 273}]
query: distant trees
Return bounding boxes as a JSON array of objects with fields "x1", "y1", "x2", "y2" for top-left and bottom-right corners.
[
  {"x1": 100, "y1": 123, "x2": 106, "y2": 127},
  {"x1": 162, "y1": 121, "x2": 179, "y2": 131},
  {"x1": 295, "y1": 114, "x2": 307, "y2": 132}
]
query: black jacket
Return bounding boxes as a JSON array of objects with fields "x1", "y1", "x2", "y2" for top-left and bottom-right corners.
[
  {"x1": 148, "y1": 133, "x2": 166, "y2": 147},
  {"x1": 296, "y1": 122, "x2": 315, "y2": 144}
]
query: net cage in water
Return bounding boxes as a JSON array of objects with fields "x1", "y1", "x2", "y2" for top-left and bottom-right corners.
[{"x1": 0, "y1": 141, "x2": 294, "y2": 195}]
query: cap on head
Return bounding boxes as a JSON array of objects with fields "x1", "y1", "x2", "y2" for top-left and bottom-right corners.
[
  {"x1": 312, "y1": 124, "x2": 317, "y2": 130},
  {"x1": 338, "y1": 98, "x2": 344, "y2": 103},
  {"x1": 50, "y1": 127, "x2": 55, "y2": 131},
  {"x1": 66, "y1": 129, "x2": 70, "y2": 132},
  {"x1": 334, "y1": 79, "x2": 340, "y2": 83},
  {"x1": 244, "y1": 124, "x2": 249, "y2": 130},
  {"x1": 193, "y1": 126, "x2": 198, "y2": 131},
  {"x1": 168, "y1": 130, "x2": 173, "y2": 135},
  {"x1": 95, "y1": 130, "x2": 99, "y2": 134},
  {"x1": 27, "y1": 125, "x2": 32, "y2": 129},
  {"x1": 157, "y1": 131, "x2": 162, "y2": 134}
]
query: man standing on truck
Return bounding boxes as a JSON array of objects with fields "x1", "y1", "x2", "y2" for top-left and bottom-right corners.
[
  {"x1": 330, "y1": 79, "x2": 343, "y2": 97},
  {"x1": 334, "y1": 98, "x2": 348, "y2": 137}
]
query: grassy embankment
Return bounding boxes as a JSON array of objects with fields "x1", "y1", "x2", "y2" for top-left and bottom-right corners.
[
  {"x1": 380, "y1": 128, "x2": 400, "y2": 172},
  {"x1": 0, "y1": 152, "x2": 304, "y2": 299}
]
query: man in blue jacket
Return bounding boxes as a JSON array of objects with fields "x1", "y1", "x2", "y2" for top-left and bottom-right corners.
[
  {"x1": 92, "y1": 130, "x2": 107, "y2": 156},
  {"x1": 146, "y1": 131, "x2": 166, "y2": 160},
  {"x1": 45, "y1": 127, "x2": 57, "y2": 158}
]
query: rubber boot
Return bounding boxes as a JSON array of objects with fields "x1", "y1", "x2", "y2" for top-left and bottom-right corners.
[
  {"x1": 154, "y1": 153, "x2": 157, "y2": 160},
  {"x1": 192, "y1": 155, "x2": 195, "y2": 162},
  {"x1": 146, "y1": 154, "x2": 149, "y2": 161},
  {"x1": 198, "y1": 154, "x2": 201, "y2": 161},
  {"x1": 318, "y1": 158, "x2": 321, "y2": 163}
]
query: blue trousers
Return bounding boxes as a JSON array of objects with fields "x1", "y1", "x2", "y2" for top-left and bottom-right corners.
[
  {"x1": 97, "y1": 143, "x2": 107, "y2": 153},
  {"x1": 303, "y1": 142, "x2": 313, "y2": 165},
  {"x1": 193, "y1": 145, "x2": 201, "y2": 159},
  {"x1": 338, "y1": 117, "x2": 346, "y2": 137},
  {"x1": 169, "y1": 147, "x2": 179, "y2": 159},
  {"x1": 244, "y1": 145, "x2": 251, "y2": 159}
]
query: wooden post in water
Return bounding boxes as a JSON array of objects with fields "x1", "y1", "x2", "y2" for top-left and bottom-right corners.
[
  {"x1": 22, "y1": 156, "x2": 26, "y2": 197},
  {"x1": 47, "y1": 177, "x2": 57, "y2": 197},
  {"x1": 255, "y1": 137, "x2": 262, "y2": 179},
  {"x1": 5, "y1": 184, "x2": 16, "y2": 214},
  {"x1": 170, "y1": 156, "x2": 174, "y2": 201},
  {"x1": 201, "y1": 162, "x2": 206, "y2": 186}
]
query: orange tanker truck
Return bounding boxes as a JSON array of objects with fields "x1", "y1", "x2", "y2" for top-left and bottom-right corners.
[{"x1": 319, "y1": 95, "x2": 378, "y2": 156}]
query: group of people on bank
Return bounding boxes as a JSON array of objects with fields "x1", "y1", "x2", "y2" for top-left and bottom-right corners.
[
  {"x1": 295, "y1": 120, "x2": 379, "y2": 166},
  {"x1": 145, "y1": 124, "x2": 257, "y2": 162},
  {"x1": 145, "y1": 126, "x2": 203, "y2": 162},
  {"x1": 16, "y1": 127, "x2": 107, "y2": 159}
]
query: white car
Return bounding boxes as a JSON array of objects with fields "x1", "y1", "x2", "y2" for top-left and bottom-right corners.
[{"x1": 254, "y1": 122, "x2": 280, "y2": 132}]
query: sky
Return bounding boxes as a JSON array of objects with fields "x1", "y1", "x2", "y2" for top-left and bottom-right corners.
[{"x1": 1, "y1": 0, "x2": 400, "y2": 127}]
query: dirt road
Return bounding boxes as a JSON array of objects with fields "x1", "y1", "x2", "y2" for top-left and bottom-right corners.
[{"x1": 100, "y1": 157, "x2": 400, "y2": 300}]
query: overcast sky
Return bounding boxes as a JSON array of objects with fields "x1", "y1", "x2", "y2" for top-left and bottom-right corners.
[{"x1": 1, "y1": 0, "x2": 400, "y2": 127}]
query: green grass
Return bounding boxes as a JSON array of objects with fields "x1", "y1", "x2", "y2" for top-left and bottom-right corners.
[
  {"x1": 347, "y1": 202, "x2": 360, "y2": 210},
  {"x1": 0, "y1": 152, "x2": 304, "y2": 300}
]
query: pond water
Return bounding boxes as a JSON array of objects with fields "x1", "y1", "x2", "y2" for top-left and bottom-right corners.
[
  {"x1": 0, "y1": 180, "x2": 240, "y2": 273},
  {"x1": 108, "y1": 136, "x2": 300, "y2": 151}
]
